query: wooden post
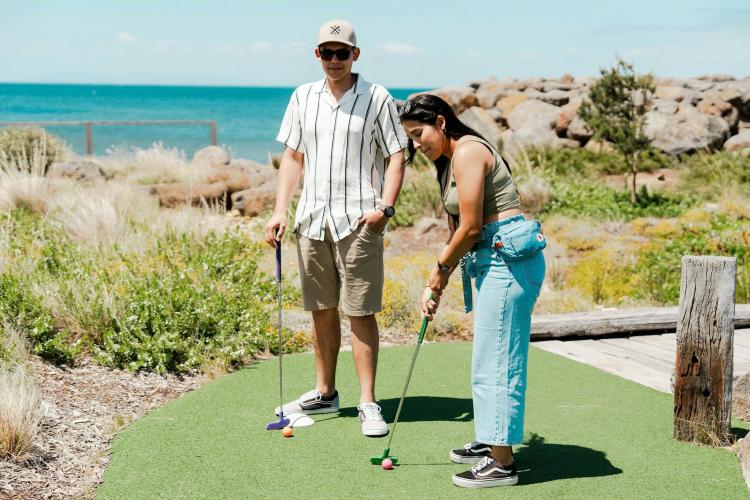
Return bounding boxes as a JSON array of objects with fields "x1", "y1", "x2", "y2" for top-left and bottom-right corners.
[
  {"x1": 674, "y1": 256, "x2": 737, "y2": 445},
  {"x1": 84, "y1": 122, "x2": 93, "y2": 155},
  {"x1": 210, "y1": 121, "x2": 217, "y2": 146}
]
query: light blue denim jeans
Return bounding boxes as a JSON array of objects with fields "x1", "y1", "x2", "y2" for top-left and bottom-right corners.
[{"x1": 466, "y1": 216, "x2": 545, "y2": 445}]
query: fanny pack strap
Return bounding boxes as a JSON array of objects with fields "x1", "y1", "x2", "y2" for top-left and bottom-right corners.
[{"x1": 460, "y1": 255, "x2": 473, "y2": 313}]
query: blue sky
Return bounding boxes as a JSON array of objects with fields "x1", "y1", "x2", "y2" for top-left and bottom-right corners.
[{"x1": 1, "y1": 0, "x2": 748, "y2": 88}]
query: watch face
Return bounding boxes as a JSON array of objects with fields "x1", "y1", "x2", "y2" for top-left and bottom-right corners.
[{"x1": 383, "y1": 206, "x2": 395, "y2": 217}]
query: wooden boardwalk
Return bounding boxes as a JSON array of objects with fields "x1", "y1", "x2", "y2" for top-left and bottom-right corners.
[{"x1": 533, "y1": 328, "x2": 750, "y2": 393}]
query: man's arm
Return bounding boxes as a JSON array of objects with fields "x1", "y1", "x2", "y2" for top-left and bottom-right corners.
[
  {"x1": 264, "y1": 146, "x2": 304, "y2": 247},
  {"x1": 361, "y1": 150, "x2": 404, "y2": 230}
]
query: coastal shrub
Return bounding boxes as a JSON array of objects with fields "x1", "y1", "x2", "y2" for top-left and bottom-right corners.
[
  {"x1": 0, "y1": 274, "x2": 78, "y2": 366},
  {"x1": 0, "y1": 364, "x2": 43, "y2": 460},
  {"x1": 0, "y1": 127, "x2": 67, "y2": 174},
  {"x1": 564, "y1": 249, "x2": 638, "y2": 304},
  {"x1": 677, "y1": 150, "x2": 750, "y2": 200},
  {"x1": 391, "y1": 172, "x2": 442, "y2": 228},
  {"x1": 634, "y1": 211, "x2": 750, "y2": 304}
]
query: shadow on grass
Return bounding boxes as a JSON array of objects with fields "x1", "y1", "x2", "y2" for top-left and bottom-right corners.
[
  {"x1": 338, "y1": 396, "x2": 473, "y2": 422},
  {"x1": 732, "y1": 427, "x2": 749, "y2": 440},
  {"x1": 515, "y1": 433, "x2": 623, "y2": 484}
]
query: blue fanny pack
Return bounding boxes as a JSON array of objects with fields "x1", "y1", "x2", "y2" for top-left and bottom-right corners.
[{"x1": 460, "y1": 218, "x2": 546, "y2": 312}]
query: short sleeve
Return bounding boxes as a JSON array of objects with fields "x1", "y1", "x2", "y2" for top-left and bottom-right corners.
[
  {"x1": 276, "y1": 90, "x2": 304, "y2": 153},
  {"x1": 373, "y1": 96, "x2": 407, "y2": 158}
]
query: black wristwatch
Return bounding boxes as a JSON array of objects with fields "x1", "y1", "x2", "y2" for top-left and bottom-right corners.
[
  {"x1": 380, "y1": 205, "x2": 396, "y2": 218},
  {"x1": 437, "y1": 260, "x2": 452, "y2": 273}
]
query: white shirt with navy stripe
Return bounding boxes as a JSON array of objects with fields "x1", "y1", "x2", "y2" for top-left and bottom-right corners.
[{"x1": 276, "y1": 74, "x2": 407, "y2": 242}]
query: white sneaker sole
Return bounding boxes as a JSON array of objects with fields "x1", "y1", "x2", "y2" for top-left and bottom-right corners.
[
  {"x1": 275, "y1": 405, "x2": 339, "y2": 416},
  {"x1": 449, "y1": 451, "x2": 486, "y2": 464},
  {"x1": 362, "y1": 426, "x2": 389, "y2": 437},
  {"x1": 451, "y1": 475, "x2": 518, "y2": 488}
]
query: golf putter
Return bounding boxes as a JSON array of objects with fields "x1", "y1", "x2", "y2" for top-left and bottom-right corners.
[
  {"x1": 266, "y1": 241, "x2": 290, "y2": 430},
  {"x1": 371, "y1": 307, "x2": 431, "y2": 465}
]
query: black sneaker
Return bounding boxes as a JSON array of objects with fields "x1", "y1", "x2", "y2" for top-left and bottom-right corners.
[
  {"x1": 274, "y1": 389, "x2": 339, "y2": 415},
  {"x1": 452, "y1": 457, "x2": 518, "y2": 488},
  {"x1": 449, "y1": 441, "x2": 492, "y2": 464}
]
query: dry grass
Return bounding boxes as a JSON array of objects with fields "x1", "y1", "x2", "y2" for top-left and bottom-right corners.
[
  {"x1": 99, "y1": 143, "x2": 213, "y2": 185},
  {"x1": 0, "y1": 363, "x2": 43, "y2": 461}
]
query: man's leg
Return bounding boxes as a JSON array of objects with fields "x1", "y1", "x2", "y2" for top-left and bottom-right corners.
[
  {"x1": 312, "y1": 307, "x2": 341, "y2": 397},
  {"x1": 348, "y1": 313, "x2": 378, "y2": 403}
]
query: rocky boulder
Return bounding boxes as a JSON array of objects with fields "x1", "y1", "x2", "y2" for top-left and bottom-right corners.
[
  {"x1": 495, "y1": 94, "x2": 528, "y2": 127},
  {"x1": 697, "y1": 97, "x2": 740, "y2": 131},
  {"x1": 47, "y1": 160, "x2": 107, "y2": 182},
  {"x1": 644, "y1": 104, "x2": 730, "y2": 155},
  {"x1": 476, "y1": 81, "x2": 517, "y2": 108},
  {"x1": 458, "y1": 107, "x2": 503, "y2": 148},
  {"x1": 231, "y1": 184, "x2": 277, "y2": 217},
  {"x1": 151, "y1": 181, "x2": 229, "y2": 209},
  {"x1": 193, "y1": 145, "x2": 231, "y2": 168},
  {"x1": 416, "y1": 86, "x2": 477, "y2": 114},
  {"x1": 653, "y1": 85, "x2": 699, "y2": 105},
  {"x1": 724, "y1": 130, "x2": 750, "y2": 151},
  {"x1": 507, "y1": 99, "x2": 561, "y2": 132}
]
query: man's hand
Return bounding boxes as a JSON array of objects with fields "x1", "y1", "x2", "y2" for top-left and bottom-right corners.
[
  {"x1": 264, "y1": 212, "x2": 286, "y2": 248},
  {"x1": 359, "y1": 209, "x2": 388, "y2": 234}
]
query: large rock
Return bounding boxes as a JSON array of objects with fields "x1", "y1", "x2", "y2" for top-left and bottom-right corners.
[
  {"x1": 555, "y1": 97, "x2": 583, "y2": 136},
  {"x1": 536, "y1": 89, "x2": 571, "y2": 106},
  {"x1": 697, "y1": 97, "x2": 740, "y2": 131},
  {"x1": 231, "y1": 184, "x2": 276, "y2": 217},
  {"x1": 458, "y1": 107, "x2": 503, "y2": 147},
  {"x1": 567, "y1": 116, "x2": 592, "y2": 142},
  {"x1": 652, "y1": 99, "x2": 680, "y2": 114},
  {"x1": 476, "y1": 81, "x2": 513, "y2": 108},
  {"x1": 724, "y1": 130, "x2": 750, "y2": 151},
  {"x1": 507, "y1": 99, "x2": 561, "y2": 132},
  {"x1": 416, "y1": 86, "x2": 477, "y2": 114},
  {"x1": 644, "y1": 103, "x2": 730, "y2": 154},
  {"x1": 500, "y1": 127, "x2": 560, "y2": 156},
  {"x1": 205, "y1": 160, "x2": 276, "y2": 192},
  {"x1": 151, "y1": 181, "x2": 229, "y2": 208},
  {"x1": 47, "y1": 160, "x2": 106, "y2": 182},
  {"x1": 193, "y1": 146, "x2": 231, "y2": 168},
  {"x1": 654, "y1": 85, "x2": 699, "y2": 104},
  {"x1": 723, "y1": 78, "x2": 750, "y2": 119},
  {"x1": 495, "y1": 94, "x2": 528, "y2": 126}
]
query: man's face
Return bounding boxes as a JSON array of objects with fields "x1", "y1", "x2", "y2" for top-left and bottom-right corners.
[{"x1": 315, "y1": 42, "x2": 360, "y2": 82}]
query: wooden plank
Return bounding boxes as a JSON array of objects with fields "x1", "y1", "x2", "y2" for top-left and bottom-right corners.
[
  {"x1": 594, "y1": 338, "x2": 675, "y2": 370},
  {"x1": 602, "y1": 338, "x2": 676, "y2": 367},
  {"x1": 534, "y1": 339, "x2": 671, "y2": 393},
  {"x1": 531, "y1": 304, "x2": 750, "y2": 340}
]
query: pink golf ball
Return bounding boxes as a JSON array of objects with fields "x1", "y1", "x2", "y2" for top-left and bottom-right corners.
[{"x1": 381, "y1": 458, "x2": 393, "y2": 470}]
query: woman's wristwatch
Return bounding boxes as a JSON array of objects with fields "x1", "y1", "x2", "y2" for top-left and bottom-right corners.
[{"x1": 436, "y1": 260, "x2": 452, "y2": 273}]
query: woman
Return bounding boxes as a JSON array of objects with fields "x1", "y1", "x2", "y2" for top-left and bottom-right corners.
[{"x1": 399, "y1": 94, "x2": 546, "y2": 488}]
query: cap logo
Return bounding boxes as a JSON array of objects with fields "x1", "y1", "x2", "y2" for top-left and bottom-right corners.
[{"x1": 329, "y1": 25, "x2": 341, "y2": 35}]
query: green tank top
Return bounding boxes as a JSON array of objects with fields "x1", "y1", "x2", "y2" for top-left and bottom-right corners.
[{"x1": 441, "y1": 136, "x2": 520, "y2": 218}]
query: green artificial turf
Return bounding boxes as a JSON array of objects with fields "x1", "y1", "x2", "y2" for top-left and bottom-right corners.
[{"x1": 98, "y1": 343, "x2": 750, "y2": 499}]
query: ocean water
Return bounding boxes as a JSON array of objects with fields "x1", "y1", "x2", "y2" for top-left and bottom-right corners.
[{"x1": 0, "y1": 83, "x2": 425, "y2": 162}]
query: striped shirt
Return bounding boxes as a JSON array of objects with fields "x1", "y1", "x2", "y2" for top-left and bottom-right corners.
[{"x1": 276, "y1": 74, "x2": 407, "y2": 242}]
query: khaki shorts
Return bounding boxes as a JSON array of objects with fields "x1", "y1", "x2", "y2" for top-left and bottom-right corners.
[{"x1": 296, "y1": 224, "x2": 384, "y2": 316}]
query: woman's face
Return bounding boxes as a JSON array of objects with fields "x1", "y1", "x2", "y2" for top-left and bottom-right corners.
[{"x1": 402, "y1": 117, "x2": 446, "y2": 161}]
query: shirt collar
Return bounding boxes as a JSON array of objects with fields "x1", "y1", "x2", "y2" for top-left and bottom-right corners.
[{"x1": 316, "y1": 74, "x2": 367, "y2": 96}]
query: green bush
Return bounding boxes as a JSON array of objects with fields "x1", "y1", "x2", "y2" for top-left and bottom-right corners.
[
  {"x1": 0, "y1": 274, "x2": 78, "y2": 365},
  {"x1": 635, "y1": 213, "x2": 750, "y2": 304},
  {"x1": 677, "y1": 150, "x2": 750, "y2": 200},
  {"x1": 391, "y1": 173, "x2": 442, "y2": 228},
  {"x1": 0, "y1": 127, "x2": 68, "y2": 173}
]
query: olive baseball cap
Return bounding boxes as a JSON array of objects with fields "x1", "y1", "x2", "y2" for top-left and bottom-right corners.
[{"x1": 317, "y1": 19, "x2": 357, "y2": 47}]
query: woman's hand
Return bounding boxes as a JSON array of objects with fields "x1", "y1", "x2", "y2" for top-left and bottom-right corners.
[
  {"x1": 420, "y1": 286, "x2": 441, "y2": 320},
  {"x1": 427, "y1": 265, "x2": 450, "y2": 297}
]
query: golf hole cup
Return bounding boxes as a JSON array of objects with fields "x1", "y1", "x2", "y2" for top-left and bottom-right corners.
[{"x1": 381, "y1": 458, "x2": 393, "y2": 470}]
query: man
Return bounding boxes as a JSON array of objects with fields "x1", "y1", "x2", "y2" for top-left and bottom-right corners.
[{"x1": 264, "y1": 19, "x2": 406, "y2": 437}]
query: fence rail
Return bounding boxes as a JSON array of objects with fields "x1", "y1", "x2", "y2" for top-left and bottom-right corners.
[{"x1": 0, "y1": 120, "x2": 218, "y2": 155}]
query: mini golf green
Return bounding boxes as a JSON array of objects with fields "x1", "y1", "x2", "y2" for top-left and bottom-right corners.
[{"x1": 98, "y1": 343, "x2": 749, "y2": 498}]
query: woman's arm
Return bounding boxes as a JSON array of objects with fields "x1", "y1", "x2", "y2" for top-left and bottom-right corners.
[{"x1": 426, "y1": 142, "x2": 492, "y2": 297}]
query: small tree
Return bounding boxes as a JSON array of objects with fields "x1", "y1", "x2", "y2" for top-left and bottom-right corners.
[{"x1": 579, "y1": 59, "x2": 655, "y2": 204}]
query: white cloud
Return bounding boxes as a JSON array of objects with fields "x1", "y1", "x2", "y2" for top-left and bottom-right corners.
[
  {"x1": 115, "y1": 32, "x2": 139, "y2": 44},
  {"x1": 250, "y1": 41, "x2": 272, "y2": 53},
  {"x1": 380, "y1": 42, "x2": 422, "y2": 55}
]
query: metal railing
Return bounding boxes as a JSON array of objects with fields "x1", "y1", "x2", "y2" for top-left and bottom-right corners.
[{"x1": 0, "y1": 120, "x2": 218, "y2": 155}]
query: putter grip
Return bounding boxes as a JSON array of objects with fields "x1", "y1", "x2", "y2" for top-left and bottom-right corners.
[{"x1": 275, "y1": 244, "x2": 281, "y2": 281}]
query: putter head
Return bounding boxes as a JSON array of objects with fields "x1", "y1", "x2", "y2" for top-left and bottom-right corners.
[
  {"x1": 266, "y1": 412, "x2": 291, "y2": 430},
  {"x1": 369, "y1": 448, "x2": 398, "y2": 465}
]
